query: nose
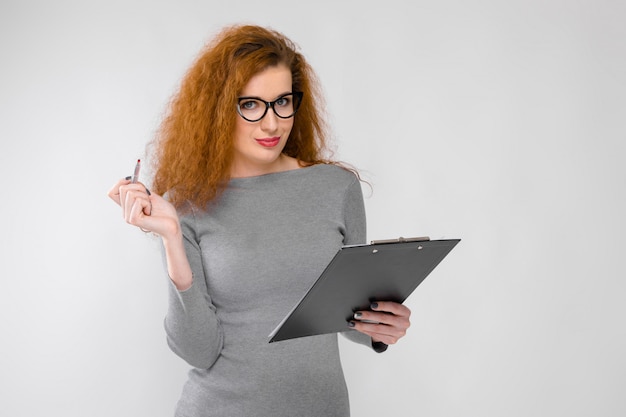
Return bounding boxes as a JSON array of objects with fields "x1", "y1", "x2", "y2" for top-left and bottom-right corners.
[{"x1": 259, "y1": 106, "x2": 279, "y2": 132}]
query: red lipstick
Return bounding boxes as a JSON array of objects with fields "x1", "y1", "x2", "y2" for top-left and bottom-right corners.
[{"x1": 256, "y1": 137, "x2": 280, "y2": 147}]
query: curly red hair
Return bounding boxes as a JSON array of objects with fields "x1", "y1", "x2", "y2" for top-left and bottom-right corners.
[{"x1": 148, "y1": 24, "x2": 336, "y2": 210}]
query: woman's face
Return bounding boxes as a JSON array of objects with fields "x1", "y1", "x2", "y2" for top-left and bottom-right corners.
[{"x1": 231, "y1": 64, "x2": 295, "y2": 178}]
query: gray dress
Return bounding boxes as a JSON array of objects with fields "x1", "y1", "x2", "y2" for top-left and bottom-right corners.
[{"x1": 164, "y1": 164, "x2": 374, "y2": 417}]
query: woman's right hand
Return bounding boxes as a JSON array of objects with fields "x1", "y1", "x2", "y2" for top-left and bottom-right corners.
[{"x1": 107, "y1": 178, "x2": 181, "y2": 241}]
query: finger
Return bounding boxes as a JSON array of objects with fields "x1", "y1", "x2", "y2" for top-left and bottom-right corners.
[
  {"x1": 370, "y1": 301, "x2": 411, "y2": 318},
  {"x1": 118, "y1": 183, "x2": 150, "y2": 207},
  {"x1": 116, "y1": 182, "x2": 147, "y2": 214},
  {"x1": 353, "y1": 310, "x2": 410, "y2": 330},
  {"x1": 354, "y1": 301, "x2": 411, "y2": 326},
  {"x1": 131, "y1": 185, "x2": 152, "y2": 216},
  {"x1": 127, "y1": 198, "x2": 155, "y2": 233},
  {"x1": 107, "y1": 178, "x2": 132, "y2": 205},
  {"x1": 348, "y1": 321, "x2": 406, "y2": 345},
  {"x1": 128, "y1": 195, "x2": 152, "y2": 227},
  {"x1": 123, "y1": 188, "x2": 152, "y2": 224},
  {"x1": 369, "y1": 331, "x2": 401, "y2": 346}
]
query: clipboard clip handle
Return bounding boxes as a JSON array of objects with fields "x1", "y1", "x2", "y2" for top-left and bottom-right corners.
[{"x1": 370, "y1": 236, "x2": 430, "y2": 245}]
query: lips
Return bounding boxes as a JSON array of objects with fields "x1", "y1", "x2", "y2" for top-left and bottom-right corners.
[{"x1": 255, "y1": 137, "x2": 280, "y2": 147}]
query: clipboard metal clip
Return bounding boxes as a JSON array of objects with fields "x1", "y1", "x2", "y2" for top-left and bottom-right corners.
[{"x1": 370, "y1": 236, "x2": 430, "y2": 245}]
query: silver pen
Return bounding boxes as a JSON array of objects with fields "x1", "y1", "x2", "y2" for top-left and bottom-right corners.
[{"x1": 131, "y1": 159, "x2": 141, "y2": 183}]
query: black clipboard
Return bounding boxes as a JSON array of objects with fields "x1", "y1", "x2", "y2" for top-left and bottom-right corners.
[{"x1": 268, "y1": 237, "x2": 460, "y2": 343}]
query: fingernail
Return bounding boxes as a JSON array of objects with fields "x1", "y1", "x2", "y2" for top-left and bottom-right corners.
[
  {"x1": 370, "y1": 302, "x2": 379, "y2": 310},
  {"x1": 145, "y1": 188, "x2": 151, "y2": 196},
  {"x1": 347, "y1": 321, "x2": 355, "y2": 328},
  {"x1": 125, "y1": 176, "x2": 131, "y2": 180},
  {"x1": 353, "y1": 312, "x2": 362, "y2": 319}
]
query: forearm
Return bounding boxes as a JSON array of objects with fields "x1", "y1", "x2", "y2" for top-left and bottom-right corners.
[
  {"x1": 161, "y1": 227, "x2": 224, "y2": 369},
  {"x1": 161, "y1": 230, "x2": 193, "y2": 291},
  {"x1": 164, "y1": 279, "x2": 224, "y2": 369}
]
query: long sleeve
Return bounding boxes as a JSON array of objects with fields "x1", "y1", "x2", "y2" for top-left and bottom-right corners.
[
  {"x1": 341, "y1": 173, "x2": 367, "y2": 247},
  {"x1": 163, "y1": 208, "x2": 224, "y2": 369},
  {"x1": 337, "y1": 174, "x2": 386, "y2": 351}
]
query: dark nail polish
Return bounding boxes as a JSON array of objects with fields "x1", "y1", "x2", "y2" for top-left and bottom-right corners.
[
  {"x1": 347, "y1": 321, "x2": 355, "y2": 328},
  {"x1": 354, "y1": 312, "x2": 362, "y2": 319},
  {"x1": 125, "y1": 176, "x2": 132, "y2": 180},
  {"x1": 370, "y1": 302, "x2": 379, "y2": 310},
  {"x1": 145, "y1": 188, "x2": 151, "y2": 196}
]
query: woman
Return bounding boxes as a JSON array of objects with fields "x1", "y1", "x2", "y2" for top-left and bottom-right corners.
[{"x1": 108, "y1": 24, "x2": 410, "y2": 416}]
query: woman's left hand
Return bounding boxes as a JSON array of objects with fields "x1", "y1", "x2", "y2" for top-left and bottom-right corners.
[{"x1": 350, "y1": 301, "x2": 411, "y2": 345}]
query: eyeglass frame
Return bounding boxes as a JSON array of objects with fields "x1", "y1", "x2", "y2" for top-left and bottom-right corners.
[{"x1": 236, "y1": 91, "x2": 304, "y2": 122}]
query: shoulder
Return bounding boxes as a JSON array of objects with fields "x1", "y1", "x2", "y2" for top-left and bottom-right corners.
[
  {"x1": 307, "y1": 163, "x2": 360, "y2": 187},
  {"x1": 302, "y1": 163, "x2": 364, "y2": 206}
]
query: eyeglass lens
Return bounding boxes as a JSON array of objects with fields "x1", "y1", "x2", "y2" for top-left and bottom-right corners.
[{"x1": 237, "y1": 93, "x2": 302, "y2": 122}]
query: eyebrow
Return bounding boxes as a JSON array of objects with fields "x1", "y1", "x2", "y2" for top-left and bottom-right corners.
[{"x1": 237, "y1": 91, "x2": 293, "y2": 101}]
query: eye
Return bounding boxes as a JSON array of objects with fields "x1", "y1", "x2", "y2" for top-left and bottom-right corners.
[
  {"x1": 275, "y1": 95, "x2": 292, "y2": 107},
  {"x1": 240, "y1": 99, "x2": 259, "y2": 110}
]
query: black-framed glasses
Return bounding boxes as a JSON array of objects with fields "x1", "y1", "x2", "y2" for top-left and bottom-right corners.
[{"x1": 236, "y1": 92, "x2": 303, "y2": 122}]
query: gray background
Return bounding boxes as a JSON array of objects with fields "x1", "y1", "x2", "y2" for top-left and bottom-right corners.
[{"x1": 1, "y1": 1, "x2": 624, "y2": 416}]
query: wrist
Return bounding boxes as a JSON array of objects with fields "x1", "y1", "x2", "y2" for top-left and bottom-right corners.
[
  {"x1": 160, "y1": 227, "x2": 193, "y2": 291},
  {"x1": 159, "y1": 220, "x2": 183, "y2": 245}
]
